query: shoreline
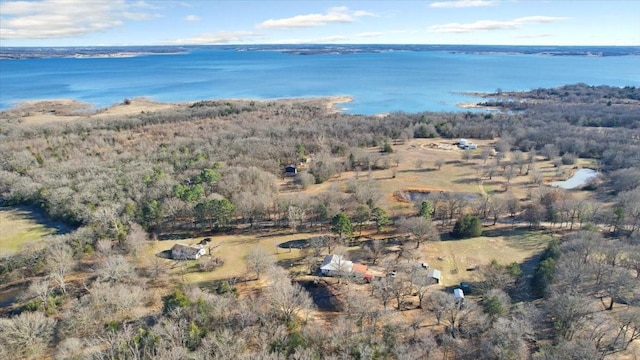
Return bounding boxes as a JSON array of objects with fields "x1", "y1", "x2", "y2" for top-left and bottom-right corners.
[
  {"x1": 0, "y1": 95, "x2": 355, "y2": 125},
  {"x1": 456, "y1": 102, "x2": 502, "y2": 111}
]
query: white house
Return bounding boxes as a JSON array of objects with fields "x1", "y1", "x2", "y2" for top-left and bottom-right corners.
[
  {"x1": 320, "y1": 254, "x2": 353, "y2": 276},
  {"x1": 171, "y1": 243, "x2": 206, "y2": 260}
]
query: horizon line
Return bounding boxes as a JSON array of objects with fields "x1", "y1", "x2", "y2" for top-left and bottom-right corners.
[{"x1": 2, "y1": 43, "x2": 640, "y2": 48}]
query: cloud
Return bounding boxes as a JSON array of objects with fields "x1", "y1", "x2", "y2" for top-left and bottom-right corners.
[
  {"x1": 122, "y1": 11, "x2": 161, "y2": 21},
  {"x1": 0, "y1": 0, "x2": 159, "y2": 39},
  {"x1": 162, "y1": 31, "x2": 261, "y2": 45},
  {"x1": 184, "y1": 15, "x2": 200, "y2": 22},
  {"x1": 430, "y1": 0, "x2": 496, "y2": 8},
  {"x1": 273, "y1": 35, "x2": 349, "y2": 44},
  {"x1": 515, "y1": 33, "x2": 552, "y2": 39},
  {"x1": 353, "y1": 10, "x2": 376, "y2": 17},
  {"x1": 257, "y1": 6, "x2": 374, "y2": 29},
  {"x1": 428, "y1": 16, "x2": 569, "y2": 33},
  {"x1": 356, "y1": 32, "x2": 383, "y2": 38}
]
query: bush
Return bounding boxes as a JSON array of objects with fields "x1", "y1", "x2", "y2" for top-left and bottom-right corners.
[
  {"x1": 414, "y1": 124, "x2": 437, "y2": 138},
  {"x1": 561, "y1": 152, "x2": 576, "y2": 165},
  {"x1": 163, "y1": 289, "x2": 190, "y2": 314},
  {"x1": 452, "y1": 214, "x2": 482, "y2": 239},
  {"x1": 214, "y1": 280, "x2": 237, "y2": 296}
]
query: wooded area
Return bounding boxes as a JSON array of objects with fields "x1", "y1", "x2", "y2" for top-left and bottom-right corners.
[{"x1": 1, "y1": 84, "x2": 639, "y2": 359}]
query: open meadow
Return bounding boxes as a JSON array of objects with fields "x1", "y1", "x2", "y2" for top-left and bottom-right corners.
[{"x1": 0, "y1": 207, "x2": 58, "y2": 256}]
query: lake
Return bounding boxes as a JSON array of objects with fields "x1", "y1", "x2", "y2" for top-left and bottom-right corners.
[{"x1": 1, "y1": 45, "x2": 639, "y2": 114}]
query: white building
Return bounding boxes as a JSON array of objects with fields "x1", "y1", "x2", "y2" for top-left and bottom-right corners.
[
  {"x1": 171, "y1": 243, "x2": 206, "y2": 260},
  {"x1": 320, "y1": 254, "x2": 353, "y2": 276}
]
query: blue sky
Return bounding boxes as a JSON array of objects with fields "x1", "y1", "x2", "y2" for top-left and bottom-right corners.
[{"x1": 1, "y1": 0, "x2": 638, "y2": 46}]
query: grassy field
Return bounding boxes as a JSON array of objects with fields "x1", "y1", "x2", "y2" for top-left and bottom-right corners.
[
  {"x1": 140, "y1": 230, "x2": 322, "y2": 285},
  {"x1": 0, "y1": 207, "x2": 57, "y2": 256}
]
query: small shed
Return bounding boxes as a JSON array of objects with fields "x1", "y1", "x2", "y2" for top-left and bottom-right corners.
[
  {"x1": 284, "y1": 165, "x2": 297, "y2": 176},
  {"x1": 427, "y1": 268, "x2": 441, "y2": 284},
  {"x1": 171, "y1": 243, "x2": 206, "y2": 260},
  {"x1": 454, "y1": 288, "x2": 465, "y2": 301}
]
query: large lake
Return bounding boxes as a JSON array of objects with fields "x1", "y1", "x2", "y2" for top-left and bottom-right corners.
[{"x1": 1, "y1": 45, "x2": 639, "y2": 114}]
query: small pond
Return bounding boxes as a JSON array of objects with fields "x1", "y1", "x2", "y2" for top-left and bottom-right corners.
[{"x1": 550, "y1": 168, "x2": 601, "y2": 189}]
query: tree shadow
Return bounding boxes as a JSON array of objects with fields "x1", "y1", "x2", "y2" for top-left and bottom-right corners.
[
  {"x1": 398, "y1": 168, "x2": 437, "y2": 173},
  {"x1": 156, "y1": 250, "x2": 172, "y2": 259},
  {"x1": 276, "y1": 257, "x2": 305, "y2": 270},
  {"x1": 452, "y1": 177, "x2": 481, "y2": 184},
  {"x1": 509, "y1": 253, "x2": 544, "y2": 302},
  {"x1": 298, "y1": 279, "x2": 344, "y2": 312},
  {"x1": 278, "y1": 238, "x2": 310, "y2": 249},
  {"x1": 1, "y1": 205, "x2": 74, "y2": 235}
]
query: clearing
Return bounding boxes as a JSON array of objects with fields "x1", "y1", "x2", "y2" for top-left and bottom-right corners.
[{"x1": 0, "y1": 207, "x2": 59, "y2": 256}]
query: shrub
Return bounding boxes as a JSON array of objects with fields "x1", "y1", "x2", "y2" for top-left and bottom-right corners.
[
  {"x1": 414, "y1": 124, "x2": 437, "y2": 138},
  {"x1": 452, "y1": 214, "x2": 482, "y2": 239},
  {"x1": 163, "y1": 289, "x2": 190, "y2": 314},
  {"x1": 561, "y1": 152, "x2": 576, "y2": 165}
]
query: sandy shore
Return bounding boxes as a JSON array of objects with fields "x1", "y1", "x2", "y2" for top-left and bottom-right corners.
[
  {"x1": 323, "y1": 95, "x2": 353, "y2": 114},
  {"x1": 0, "y1": 98, "x2": 183, "y2": 125},
  {"x1": 0, "y1": 96, "x2": 354, "y2": 125},
  {"x1": 457, "y1": 102, "x2": 502, "y2": 111}
]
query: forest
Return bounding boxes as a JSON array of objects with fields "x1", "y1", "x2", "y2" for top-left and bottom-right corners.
[{"x1": 0, "y1": 83, "x2": 639, "y2": 359}]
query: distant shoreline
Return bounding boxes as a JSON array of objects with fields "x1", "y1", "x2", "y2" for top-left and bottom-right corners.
[{"x1": 2, "y1": 44, "x2": 639, "y2": 60}]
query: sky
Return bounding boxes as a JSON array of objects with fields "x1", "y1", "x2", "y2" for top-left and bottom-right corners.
[{"x1": 0, "y1": 0, "x2": 639, "y2": 47}]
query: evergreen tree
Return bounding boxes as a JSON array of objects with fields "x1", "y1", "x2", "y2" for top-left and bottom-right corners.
[
  {"x1": 452, "y1": 214, "x2": 482, "y2": 239},
  {"x1": 331, "y1": 212, "x2": 353, "y2": 239}
]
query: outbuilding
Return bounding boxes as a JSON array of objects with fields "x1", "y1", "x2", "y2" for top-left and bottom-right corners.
[
  {"x1": 454, "y1": 288, "x2": 465, "y2": 301},
  {"x1": 171, "y1": 243, "x2": 206, "y2": 260},
  {"x1": 427, "y1": 268, "x2": 442, "y2": 284},
  {"x1": 284, "y1": 165, "x2": 297, "y2": 176}
]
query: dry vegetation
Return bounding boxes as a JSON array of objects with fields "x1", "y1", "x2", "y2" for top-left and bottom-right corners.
[{"x1": 1, "y1": 85, "x2": 640, "y2": 359}]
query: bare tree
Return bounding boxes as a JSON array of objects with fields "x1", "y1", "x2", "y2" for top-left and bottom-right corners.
[
  {"x1": 147, "y1": 256, "x2": 170, "y2": 285},
  {"x1": 95, "y1": 238, "x2": 113, "y2": 257},
  {"x1": 0, "y1": 311, "x2": 56, "y2": 359},
  {"x1": 287, "y1": 205, "x2": 305, "y2": 232},
  {"x1": 364, "y1": 238, "x2": 385, "y2": 265},
  {"x1": 547, "y1": 292, "x2": 596, "y2": 341},
  {"x1": 95, "y1": 254, "x2": 136, "y2": 283},
  {"x1": 481, "y1": 317, "x2": 530, "y2": 360},
  {"x1": 428, "y1": 291, "x2": 453, "y2": 325},
  {"x1": 244, "y1": 246, "x2": 275, "y2": 280},
  {"x1": 407, "y1": 264, "x2": 435, "y2": 308},
  {"x1": 398, "y1": 216, "x2": 439, "y2": 248},
  {"x1": 124, "y1": 222, "x2": 148, "y2": 256},
  {"x1": 198, "y1": 329, "x2": 247, "y2": 360},
  {"x1": 266, "y1": 267, "x2": 315, "y2": 322},
  {"x1": 26, "y1": 278, "x2": 52, "y2": 312},
  {"x1": 55, "y1": 337, "x2": 93, "y2": 360},
  {"x1": 46, "y1": 242, "x2": 74, "y2": 293}
]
